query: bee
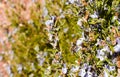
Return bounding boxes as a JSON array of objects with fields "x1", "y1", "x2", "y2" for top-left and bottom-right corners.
[
  {"x1": 117, "y1": 56, "x2": 120, "y2": 68},
  {"x1": 110, "y1": 26, "x2": 120, "y2": 45},
  {"x1": 84, "y1": 11, "x2": 89, "y2": 20},
  {"x1": 82, "y1": 0, "x2": 88, "y2": 6}
]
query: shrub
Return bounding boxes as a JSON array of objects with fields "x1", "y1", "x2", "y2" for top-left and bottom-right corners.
[{"x1": 4, "y1": 0, "x2": 120, "y2": 77}]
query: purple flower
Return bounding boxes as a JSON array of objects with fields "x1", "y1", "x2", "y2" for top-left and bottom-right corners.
[
  {"x1": 114, "y1": 44, "x2": 120, "y2": 52},
  {"x1": 62, "y1": 67, "x2": 67, "y2": 74}
]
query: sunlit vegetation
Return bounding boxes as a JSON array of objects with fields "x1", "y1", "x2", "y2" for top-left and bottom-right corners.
[{"x1": 2, "y1": 0, "x2": 120, "y2": 77}]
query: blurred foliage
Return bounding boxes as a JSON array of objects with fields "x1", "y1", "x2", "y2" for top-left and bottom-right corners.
[{"x1": 4, "y1": 0, "x2": 120, "y2": 77}]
